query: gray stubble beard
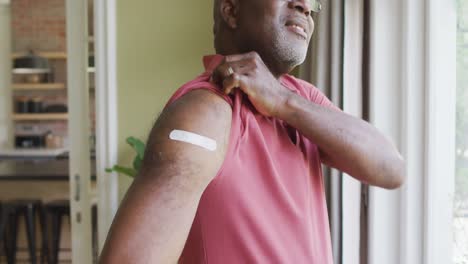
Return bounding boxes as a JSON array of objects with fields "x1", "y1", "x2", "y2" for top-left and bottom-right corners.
[{"x1": 270, "y1": 29, "x2": 309, "y2": 70}]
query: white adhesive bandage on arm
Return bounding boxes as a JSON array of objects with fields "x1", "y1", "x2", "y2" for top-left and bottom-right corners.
[{"x1": 169, "y1": 130, "x2": 217, "y2": 151}]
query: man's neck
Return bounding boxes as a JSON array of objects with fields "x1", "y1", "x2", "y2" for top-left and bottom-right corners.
[
  {"x1": 215, "y1": 49, "x2": 288, "y2": 80},
  {"x1": 215, "y1": 35, "x2": 292, "y2": 79}
]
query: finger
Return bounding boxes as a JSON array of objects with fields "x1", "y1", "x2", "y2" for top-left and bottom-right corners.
[
  {"x1": 222, "y1": 73, "x2": 243, "y2": 95},
  {"x1": 229, "y1": 61, "x2": 256, "y2": 76},
  {"x1": 212, "y1": 52, "x2": 259, "y2": 82},
  {"x1": 212, "y1": 60, "x2": 242, "y2": 84},
  {"x1": 213, "y1": 60, "x2": 254, "y2": 84},
  {"x1": 211, "y1": 58, "x2": 228, "y2": 84}
]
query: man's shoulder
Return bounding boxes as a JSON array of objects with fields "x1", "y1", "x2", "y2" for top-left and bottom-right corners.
[
  {"x1": 165, "y1": 89, "x2": 232, "y2": 122},
  {"x1": 282, "y1": 74, "x2": 337, "y2": 109},
  {"x1": 282, "y1": 74, "x2": 315, "y2": 89},
  {"x1": 281, "y1": 74, "x2": 317, "y2": 98},
  {"x1": 166, "y1": 72, "x2": 233, "y2": 110}
]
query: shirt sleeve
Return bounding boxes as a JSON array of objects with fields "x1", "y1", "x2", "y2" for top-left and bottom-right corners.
[
  {"x1": 165, "y1": 73, "x2": 233, "y2": 109},
  {"x1": 297, "y1": 79, "x2": 341, "y2": 111}
]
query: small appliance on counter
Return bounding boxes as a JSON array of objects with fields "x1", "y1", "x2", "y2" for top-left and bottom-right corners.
[
  {"x1": 0, "y1": 148, "x2": 68, "y2": 160},
  {"x1": 15, "y1": 134, "x2": 46, "y2": 148},
  {"x1": 14, "y1": 124, "x2": 47, "y2": 149},
  {"x1": 15, "y1": 132, "x2": 64, "y2": 149},
  {"x1": 12, "y1": 51, "x2": 51, "y2": 83}
]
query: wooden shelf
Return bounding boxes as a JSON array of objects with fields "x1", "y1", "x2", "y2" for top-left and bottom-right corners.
[
  {"x1": 13, "y1": 113, "x2": 68, "y2": 121},
  {"x1": 12, "y1": 51, "x2": 67, "y2": 60},
  {"x1": 13, "y1": 83, "x2": 66, "y2": 91}
]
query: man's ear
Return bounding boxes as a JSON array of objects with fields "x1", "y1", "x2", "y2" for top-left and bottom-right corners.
[{"x1": 220, "y1": 0, "x2": 239, "y2": 29}]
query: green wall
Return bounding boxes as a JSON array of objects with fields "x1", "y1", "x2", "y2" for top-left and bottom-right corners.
[{"x1": 117, "y1": 1, "x2": 214, "y2": 198}]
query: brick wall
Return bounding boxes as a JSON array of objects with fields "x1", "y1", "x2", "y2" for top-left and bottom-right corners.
[
  {"x1": 11, "y1": 0, "x2": 66, "y2": 52},
  {"x1": 10, "y1": 0, "x2": 96, "y2": 147}
]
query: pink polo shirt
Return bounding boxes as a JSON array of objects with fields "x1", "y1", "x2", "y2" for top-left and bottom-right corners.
[{"x1": 168, "y1": 55, "x2": 334, "y2": 264}]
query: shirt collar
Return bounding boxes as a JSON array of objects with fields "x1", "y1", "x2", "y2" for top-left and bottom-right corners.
[
  {"x1": 202, "y1": 54, "x2": 297, "y2": 94},
  {"x1": 203, "y1": 54, "x2": 224, "y2": 73}
]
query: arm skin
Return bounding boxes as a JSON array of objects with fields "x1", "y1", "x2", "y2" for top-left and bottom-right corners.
[
  {"x1": 99, "y1": 90, "x2": 232, "y2": 263},
  {"x1": 214, "y1": 51, "x2": 406, "y2": 189},
  {"x1": 276, "y1": 91, "x2": 405, "y2": 189}
]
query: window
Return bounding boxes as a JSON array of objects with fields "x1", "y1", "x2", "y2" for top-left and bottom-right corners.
[{"x1": 454, "y1": 0, "x2": 468, "y2": 263}]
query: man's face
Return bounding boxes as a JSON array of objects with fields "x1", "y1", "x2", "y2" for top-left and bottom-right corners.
[{"x1": 235, "y1": 0, "x2": 315, "y2": 74}]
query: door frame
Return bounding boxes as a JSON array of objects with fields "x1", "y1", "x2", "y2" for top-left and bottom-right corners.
[
  {"x1": 93, "y1": 0, "x2": 119, "y2": 253},
  {"x1": 67, "y1": 1, "x2": 119, "y2": 262},
  {"x1": 66, "y1": 0, "x2": 93, "y2": 263}
]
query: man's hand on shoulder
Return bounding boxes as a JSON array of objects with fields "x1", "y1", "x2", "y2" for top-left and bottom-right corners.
[
  {"x1": 212, "y1": 51, "x2": 292, "y2": 117},
  {"x1": 211, "y1": 51, "x2": 405, "y2": 190}
]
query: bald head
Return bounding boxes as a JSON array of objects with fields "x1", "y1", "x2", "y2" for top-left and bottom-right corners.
[{"x1": 212, "y1": 0, "x2": 315, "y2": 76}]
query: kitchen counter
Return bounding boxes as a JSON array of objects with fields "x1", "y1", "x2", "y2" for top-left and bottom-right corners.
[
  {"x1": 0, "y1": 148, "x2": 96, "y2": 160},
  {"x1": 0, "y1": 159, "x2": 96, "y2": 181}
]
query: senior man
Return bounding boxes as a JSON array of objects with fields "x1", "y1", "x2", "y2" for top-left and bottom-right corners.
[{"x1": 100, "y1": 0, "x2": 405, "y2": 263}]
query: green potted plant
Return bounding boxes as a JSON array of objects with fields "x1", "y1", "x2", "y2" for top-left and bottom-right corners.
[{"x1": 106, "y1": 137, "x2": 145, "y2": 178}]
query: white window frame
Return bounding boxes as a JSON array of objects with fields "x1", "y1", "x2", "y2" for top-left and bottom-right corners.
[
  {"x1": 342, "y1": 1, "x2": 365, "y2": 263},
  {"x1": 423, "y1": 0, "x2": 457, "y2": 262},
  {"x1": 366, "y1": 0, "x2": 456, "y2": 263}
]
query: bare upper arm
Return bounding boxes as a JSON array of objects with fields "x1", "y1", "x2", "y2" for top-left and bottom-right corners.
[
  {"x1": 139, "y1": 88, "x2": 232, "y2": 186},
  {"x1": 99, "y1": 89, "x2": 232, "y2": 263}
]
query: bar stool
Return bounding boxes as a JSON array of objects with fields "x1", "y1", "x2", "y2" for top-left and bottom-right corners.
[
  {"x1": 0, "y1": 199, "x2": 48, "y2": 264},
  {"x1": 0, "y1": 202, "x2": 10, "y2": 263},
  {"x1": 45, "y1": 200, "x2": 97, "y2": 264},
  {"x1": 45, "y1": 200, "x2": 68, "y2": 264}
]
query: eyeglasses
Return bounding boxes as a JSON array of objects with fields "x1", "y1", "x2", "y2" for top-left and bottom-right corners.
[
  {"x1": 287, "y1": 0, "x2": 323, "y2": 14},
  {"x1": 310, "y1": 0, "x2": 322, "y2": 13}
]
